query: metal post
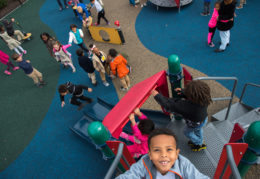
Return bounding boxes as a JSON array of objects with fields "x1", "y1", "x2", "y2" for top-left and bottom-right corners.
[
  {"x1": 104, "y1": 143, "x2": 124, "y2": 179},
  {"x1": 168, "y1": 54, "x2": 182, "y2": 120},
  {"x1": 238, "y1": 121, "x2": 260, "y2": 177},
  {"x1": 88, "y1": 121, "x2": 114, "y2": 159},
  {"x1": 226, "y1": 145, "x2": 242, "y2": 179},
  {"x1": 225, "y1": 79, "x2": 237, "y2": 120}
]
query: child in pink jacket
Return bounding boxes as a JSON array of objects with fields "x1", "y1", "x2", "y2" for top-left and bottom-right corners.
[
  {"x1": 0, "y1": 50, "x2": 19, "y2": 75},
  {"x1": 120, "y1": 108, "x2": 155, "y2": 159},
  {"x1": 207, "y1": 2, "x2": 220, "y2": 47},
  {"x1": 53, "y1": 41, "x2": 76, "y2": 73}
]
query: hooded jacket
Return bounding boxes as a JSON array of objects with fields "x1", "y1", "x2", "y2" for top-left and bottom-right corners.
[{"x1": 116, "y1": 154, "x2": 209, "y2": 179}]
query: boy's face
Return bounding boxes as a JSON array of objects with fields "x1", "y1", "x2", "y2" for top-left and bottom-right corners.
[
  {"x1": 16, "y1": 56, "x2": 22, "y2": 62},
  {"x1": 149, "y1": 134, "x2": 180, "y2": 175},
  {"x1": 60, "y1": 92, "x2": 68, "y2": 96},
  {"x1": 72, "y1": 27, "x2": 77, "y2": 33}
]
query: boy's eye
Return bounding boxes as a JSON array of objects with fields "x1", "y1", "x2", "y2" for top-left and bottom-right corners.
[
  {"x1": 153, "y1": 149, "x2": 160, "y2": 152},
  {"x1": 167, "y1": 148, "x2": 173, "y2": 151}
]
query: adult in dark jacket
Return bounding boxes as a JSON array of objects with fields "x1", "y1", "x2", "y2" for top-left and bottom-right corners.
[
  {"x1": 1, "y1": 18, "x2": 25, "y2": 41},
  {"x1": 151, "y1": 80, "x2": 212, "y2": 151},
  {"x1": 215, "y1": 0, "x2": 236, "y2": 52},
  {"x1": 76, "y1": 48, "x2": 97, "y2": 86},
  {"x1": 58, "y1": 81, "x2": 93, "y2": 111}
]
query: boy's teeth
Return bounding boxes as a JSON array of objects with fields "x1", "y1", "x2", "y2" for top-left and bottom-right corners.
[{"x1": 160, "y1": 161, "x2": 168, "y2": 165}]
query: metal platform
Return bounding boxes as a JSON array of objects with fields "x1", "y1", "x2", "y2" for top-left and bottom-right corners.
[
  {"x1": 212, "y1": 102, "x2": 252, "y2": 121},
  {"x1": 167, "y1": 120, "x2": 217, "y2": 178}
]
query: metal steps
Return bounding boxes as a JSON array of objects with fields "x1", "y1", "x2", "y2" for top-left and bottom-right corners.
[
  {"x1": 167, "y1": 120, "x2": 217, "y2": 178},
  {"x1": 232, "y1": 108, "x2": 260, "y2": 129},
  {"x1": 212, "y1": 102, "x2": 252, "y2": 122}
]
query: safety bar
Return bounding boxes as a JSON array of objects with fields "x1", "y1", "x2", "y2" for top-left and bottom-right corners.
[
  {"x1": 194, "y1": 77, "x2": 238, "y2": 120},
  {"x1": 104, "y1": 143, "x2": 124, "y2": 179},
  {"x1": 226, "y1": 145, "x2": 242, "y2": 179},
  {"x1": 239, "y1": 83, "x2": 260, "y2": 103}
]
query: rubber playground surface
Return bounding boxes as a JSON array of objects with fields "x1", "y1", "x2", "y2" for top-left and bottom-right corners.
[{"x1": 0, "y1": 0, "x2": 259, "y2": 178}]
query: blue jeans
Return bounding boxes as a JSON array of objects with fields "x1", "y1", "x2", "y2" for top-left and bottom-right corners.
[{"x1": 183, "y1": 118, "x2": 208, "y2": 145}]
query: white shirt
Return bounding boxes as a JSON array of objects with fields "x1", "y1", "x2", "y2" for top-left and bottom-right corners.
[
  {"x1": 156, "y1": 171, "x2": 176, "y2": 179},
  {"x1": 93, "y1": 0, "x2": 103, "y2": 12}
]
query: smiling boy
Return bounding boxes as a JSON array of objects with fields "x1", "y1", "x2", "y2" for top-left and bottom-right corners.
[{"x1": 116, "y1": 128, "x2": 209, "y2": 179}]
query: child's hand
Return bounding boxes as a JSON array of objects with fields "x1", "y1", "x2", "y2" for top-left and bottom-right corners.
[
  {"x1": 88, "y1": 88, "x2": 92, "y2": 92},
  {"x1": 134, "y1": 108, "x2": 142, "y2": 117},
  {"x1": 129, "y1": 113, "x2": 136, "y2": 126},
  {"x1": 174, "y1": 88, "x2": 182, "y2": 95},
  {"x1": 61, "y1": 101, "x2": 65, "y2": 107},
  {"x1": 11, "y1": 18, "x2": 15, "y2": 22},
  {"x1": 151, "y1": 90, "x2": 159, "y2": 96},
  {"x1": 26, "y1": 60, "x2": 30, "y2": 63}
]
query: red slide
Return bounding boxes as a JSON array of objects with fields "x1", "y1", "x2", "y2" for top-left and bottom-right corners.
[{"x1": 103, "y1": 70, "x2": 169, "y2": 139}]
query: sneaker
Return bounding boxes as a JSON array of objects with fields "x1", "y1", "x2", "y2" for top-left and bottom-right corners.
[
  {"x1": 23, "y1": 50, "x2": 27, "y2": 54},
  {"x1": 103, "y1": 81, "x2": 109, "y2": 87},
  {"x1": 106, "y1": 22, "x2": 110, "y2": 26},
  {"x1": 214, "y1": 48, "x2": 224, "y2": 53},
  {"x1": 236, "y1": 5, "x2": 243, "y2": 9},
  {"x1": 85, "y1": 98, "x2": 93, "y2": 103},
  {"x1": 77, "y1": 103, "x2": 87, "y2": 111},
  {"x1": 120, "y1": 87, "x2": 128, "y2": 91},
  {"x1": 200, "y1": 12, "x2": 207, "y2": 16},
  {"x1": 36, "y1": 83, "x2": 43, "y2": 88},
  {"x1": 4, "y1": 70, "x2": 11, "y2": 75},
  {"x1": 59, "y1": 7, "x2": 63, "y2": 11},
  {"x1": 144, "y1": 2, "x2": 147, "y2": 6},
  {"x1": 191, "y1": 144, "x2": 207, "y2": 151},
  {"x1": 188, "y1": 140, "x2": 195, "y2": 146},
  {"x1": 65, "y1": 6, "x2": 69, "y2": 8},
  {"x1": 141, "y1": 4, "x2": 144, "y2": 7},
  {"x1": 40, "y1": 80, "x2": 46, "y2": 85},
  {"x1": 94, "y1": 22, "x2": 99, "y2": 26},
  {"x1": 208, "y1": 42, "x2": 215, "y2": 48},
  {"x1": 13, "y1": 66, "x2": 19, "y2": 71},
  {"x1": 92, "y1": 82, "x2": 97, "y2": 86}
]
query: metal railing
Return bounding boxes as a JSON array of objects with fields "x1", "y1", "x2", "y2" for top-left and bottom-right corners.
[
  {"x1": 104, "y1": 143, "x2": 124, "y2": 179},
  {"x1": 239, "y1": 83, "x2": 260, "y2": 103},
  {"x1": 194, "y1": 77, "x2": 238, "y2": 121},
  {"x1": 220, "y1": 145, "x2": 242, "y2": 179}
]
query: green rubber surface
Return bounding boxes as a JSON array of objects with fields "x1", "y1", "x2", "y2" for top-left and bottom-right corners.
[{"x1": 0, "y1": 0, "x2": 59, "y2": 171}]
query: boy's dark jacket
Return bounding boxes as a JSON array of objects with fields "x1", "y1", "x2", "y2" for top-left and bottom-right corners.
[
  {"x1": 154, "y1": 93, "x2": 208, "y2": 128},
  {"x1": 60, "y1": 82, "x2": 88, "y2": 101}
]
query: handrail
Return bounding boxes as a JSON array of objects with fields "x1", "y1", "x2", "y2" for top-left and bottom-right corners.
[
  {"x1": 194, "y1": 77, "x2": 238, "y2": 120},
  {"x1": 239, "y1": 83, "x2": 260, "y2": 103},
  {"x1": 226, "y1": 145, "x2": 242, "y2": 179},
  {"x1": 104, "y1": 143, "x2": 124, "y2": 179}
]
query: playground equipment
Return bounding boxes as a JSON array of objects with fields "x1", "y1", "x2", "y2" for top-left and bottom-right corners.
[
  {"x1": 88, "y1": 20, "x2": 125, "y2": 45},
  {"x1": 70, "y1": 55, "x2": 259, "y2": 178},
  {"x1": 149, "y1": 0, "x2": 193, "y2": 11}
]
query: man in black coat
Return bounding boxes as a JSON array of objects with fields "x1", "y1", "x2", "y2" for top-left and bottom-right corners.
[{"x1": 215, "y1": 0, "x2": 236, "y2": 52}]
